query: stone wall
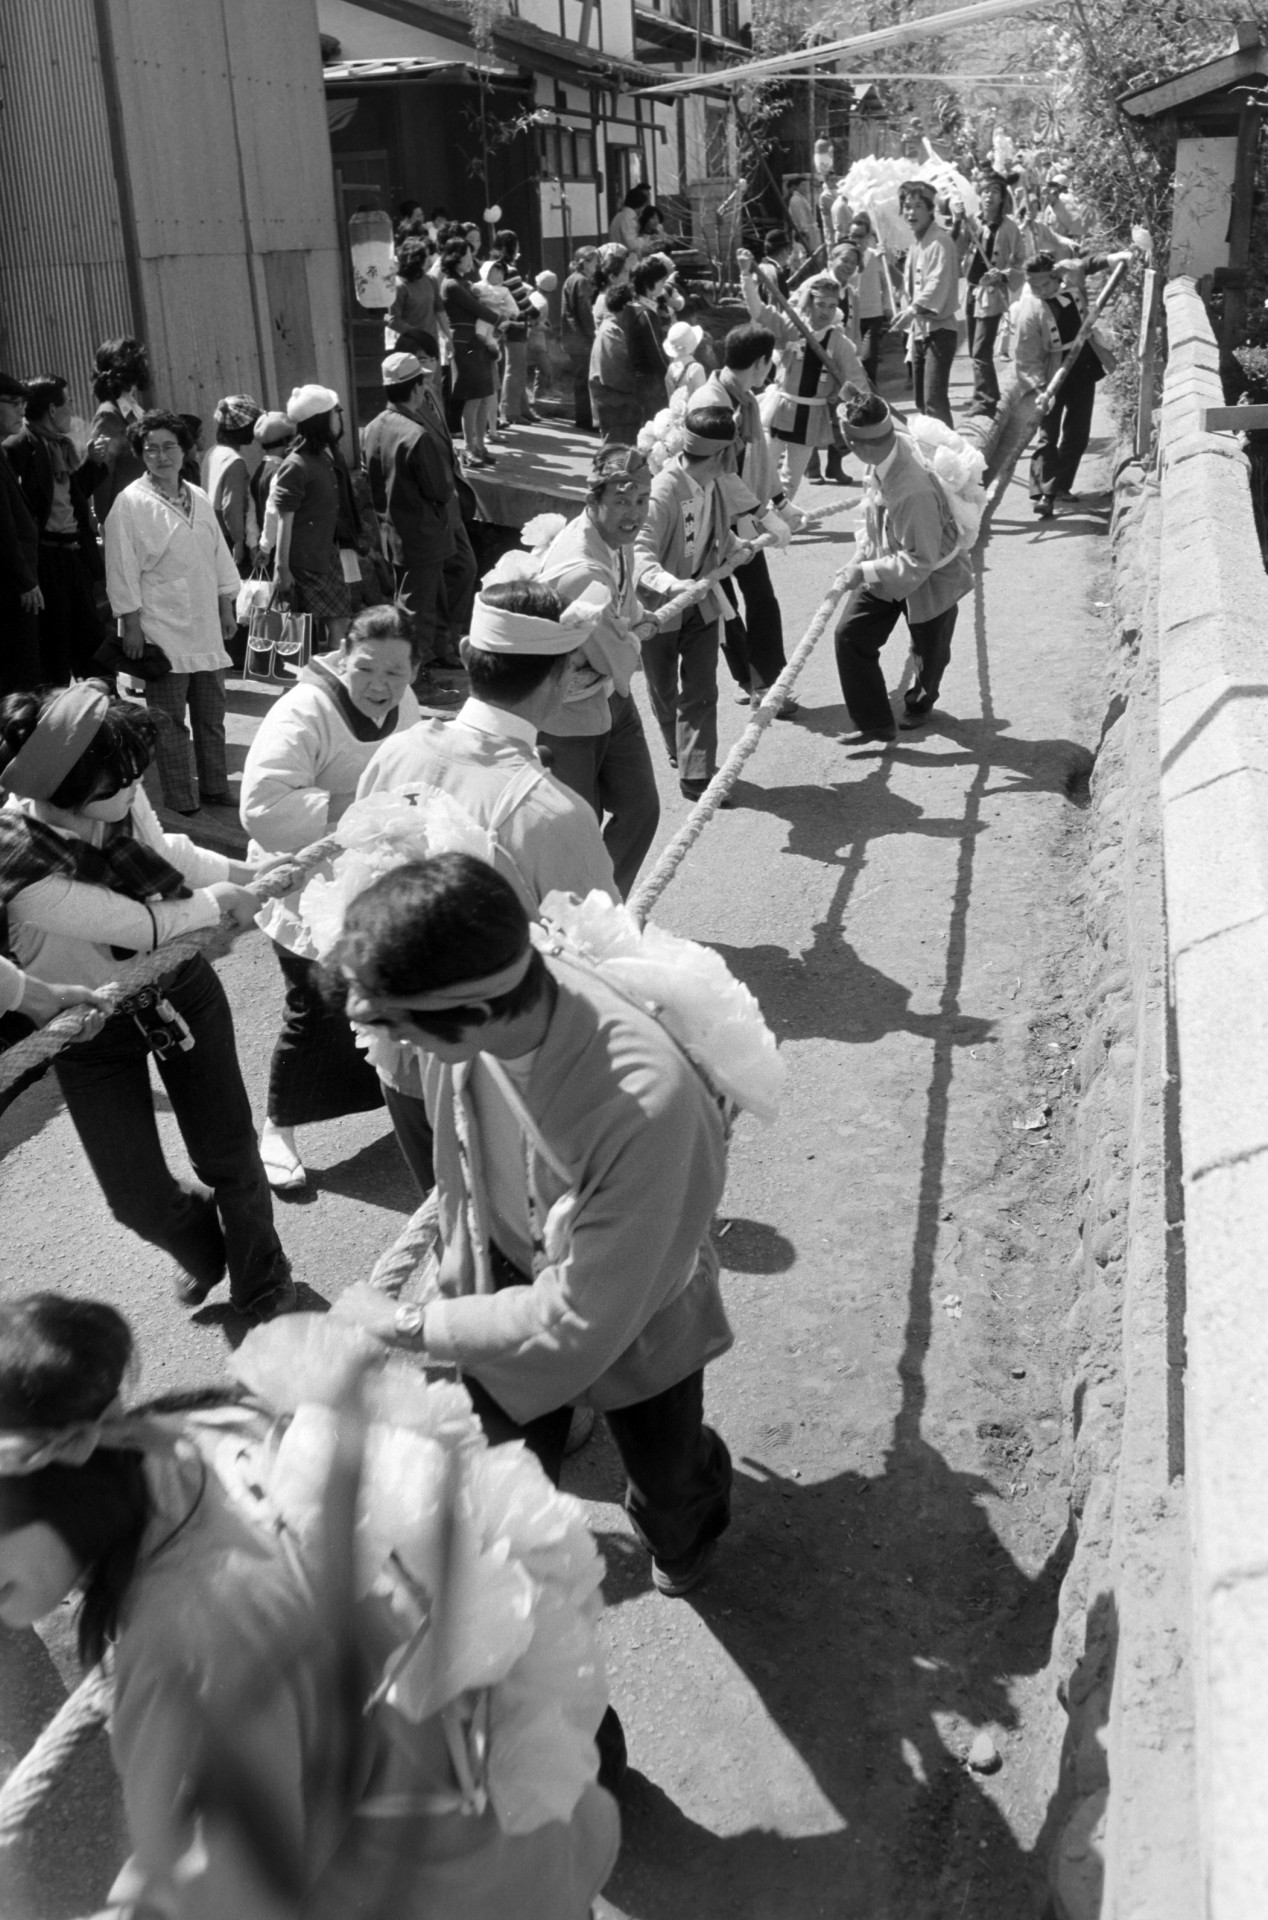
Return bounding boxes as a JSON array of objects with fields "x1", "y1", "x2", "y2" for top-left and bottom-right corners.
[
  {"x1": 1042, "y1": 445, "x2": 1199, "y2": 1920},
  {"x1": 1155, "y1": 276, "x2": 1268, "y2": 1917}
]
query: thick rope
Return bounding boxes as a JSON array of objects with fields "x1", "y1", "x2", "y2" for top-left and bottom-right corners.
[
  {"x1": 628, "y1": 557, "x2": 852, "y2": 926},
  {"x1": 0, "y1": 1660, "x2": 112, "y2": 1846},
  {"x1": 0, "y1": 834, "x2": 341, "y2": 1104}
]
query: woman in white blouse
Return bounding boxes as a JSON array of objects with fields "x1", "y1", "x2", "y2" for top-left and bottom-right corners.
[
  {"x1": 0, "y1": 681, "x2": 294, "y2": 1320},
  {"x1": 103, "y1": 410, "x2": 240, "y2": 817},
  {"x1": 239, "y1": 606, "x2": 421, "y2": 1192}
]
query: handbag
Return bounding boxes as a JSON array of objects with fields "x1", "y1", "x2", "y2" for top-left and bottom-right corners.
[
  {"x1": 92, "y1": 634, "x2": 170, "y2": 682},
  {"x1": 269, "y1": 608, "x2": 313, "y2": 682},
  {"x1": 235, "y1": 562, "x2": 274, "y2": 626},
  {"x1": 245, "y1": 596, "x2": 286, "y2": 681}
]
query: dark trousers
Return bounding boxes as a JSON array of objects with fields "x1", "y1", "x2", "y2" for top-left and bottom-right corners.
[
  {"x1": 569, "y1": 350, "x2": 594, "y2": 430},
  {"x1": 267, "y1": 942, "x2": 383, "y2": 1128},
  {"x1": 912, "y1": 326, "x2": 957, "y2": 427},
  {"x1": 537, "y1": 690, "x2": 660, "y2": 899},
  {"x1": 591, "y1": 386, "x2": 640, "y2": 445},
  {"x1": 834, "y1": 586, "x2": 958, "y2": 733},
  {"x1": 394, "y1": 507, "x2": 475, "y2": 668},
  {"x1": 0, "y1": 590, "x2": 42, "y2": 696},
  {"x1": 36, "y1": 540, "x2": 102, "y2": 682},
  {"x1": 859, "y1": 315, "x2": 887, "y2": 391},
  {"x1": 53, "y1": 956, "x2": 284, "y2": 1304},
  {"x1": 965, "y1": 300, "x2": 1003, "y2": 414},
  {"x1": 383, "y1": 1083, "x2": 436, "y2": 1198},
  {"x1": 720, "y1": 549, "x2": 787, "y2": 695},
  {"x1": 641, "y1": 608, "x2": 718, "y2": 786},
  {"x1": 466, "y1": 1269, "x2": 732, "y2": 1565},
  {"x1": 1029, "y1": 373, "x2": 1097, "y2": 501}
]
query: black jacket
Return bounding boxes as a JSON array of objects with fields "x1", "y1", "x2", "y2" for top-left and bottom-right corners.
[{"x1": 2, "y1": 425, "x2": 104, "y2": 569}]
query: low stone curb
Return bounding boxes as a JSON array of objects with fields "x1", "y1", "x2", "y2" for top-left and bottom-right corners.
[{"x1": 1156, "y1": 277, "x2": 1268, "y2": 1917}]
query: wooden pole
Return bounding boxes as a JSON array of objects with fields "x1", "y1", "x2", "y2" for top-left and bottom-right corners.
[{"x1": 1135, "y1": 266, "x2": 1161, "y2": 461}]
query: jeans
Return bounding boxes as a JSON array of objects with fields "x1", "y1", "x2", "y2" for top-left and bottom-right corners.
[
  {"x1": 859, "y1": 315, "x2": 887, "y2": 391},
  {"x1": 37, "y1": 540, "x2": 102, "y2": 682},
  {"x1": 965, "y1": 299, "x2": 1003, "y2": 414},
  {"x1": 640, "y1": 608, "x2": 719, "y2": 787},
  {"x1": 145, "y1": 669, "x2": 228, "y2": 811},
  {"x1": 720, "y1": 548, "x2": 787, "y2": 695},
  {"x1": 1029, "y1": 372, "x2": 1097, "y2": 500},
  {"x1": 54, "y1": 955, "x2": 285, "y2": 1304},
  {"x1": 834, "y1": 586, "x2": 958, "y2": 733},
  {"x1": 501, "y1": 339, "x2": 531, "y2": 422},
  {"x1": 912, "y1": 326, "x2": 957, "y2": 427},
  {"x1": 267, "y1": 942, "x2": 383, "y2": 1128},
  {"x1": 537, "y1": 691, "x2": 660, "y2": 898},
  {"x1": 0, "y1": 590, "x2": 42, "y2": 695},
  {"x1": 569, "y1": 349, "x2": 594, "y2": 430}
]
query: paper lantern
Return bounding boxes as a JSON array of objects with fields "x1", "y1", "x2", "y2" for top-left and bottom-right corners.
[
  {"x1": 484, "y1": 204, "x2": 503, "y2": 225},
  {"x1": 349, "y1": 209, "x2": 395, "y2": 310}
]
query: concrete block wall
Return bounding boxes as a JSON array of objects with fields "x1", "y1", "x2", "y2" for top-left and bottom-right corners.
[{"x1": 1158, "y1": 276, "x2": 1268, "y2": 1916}]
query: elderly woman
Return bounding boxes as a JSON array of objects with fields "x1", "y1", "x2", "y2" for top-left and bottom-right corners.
[
  {"x1": 0, "y1": 684, "x2": 292, "y2": 1318},
  {"x1": 737, "y1": 252, "x2": 865, "y2": 498},
  {"x1": 103, "y1": 409, "x2": 238, "y2": 815},
  {"x1": 239, "y1": 606, "x2": 422, "y2": 1192},
  {"x1": 273, "y1": 384, "x2": 352, "y2": 651},
  {"x1": 588, "y1": 286, "x2": 641, "y2": 446}
]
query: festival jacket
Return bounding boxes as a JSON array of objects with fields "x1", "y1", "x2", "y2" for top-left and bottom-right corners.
[
  {"x1": 740, "y1": 277, "x2": 865, "y2": 446},
  {"x1": 634, "y1": 461, "x2": 743, "y2": 629},
  {"x1": 418, "y1": 950, "x2": 733, "y2": 1420},
  {"x1": 902, "y1": 223, "x2": 961, "y2": 333},
  {"x1": 854, "y1": 435, "x2": 973, "y2": 625},
  {"x1": 1012, "y1": 254, "x2": 1117, "y2": 393},
  {"x1": 536, "y1": 511, "x2": 642, "y2": 739},
  {"x1": 960, "y1": 214, "x2": 1026, "y2": 318}
]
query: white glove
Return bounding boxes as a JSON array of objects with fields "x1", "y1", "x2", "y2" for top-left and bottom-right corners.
[
  {"x1": 774, "y1": 501, "x2": 808, "y2": 535},
  {"x1": 760, "y1": 509, "x2": 793, "y2": 550}
]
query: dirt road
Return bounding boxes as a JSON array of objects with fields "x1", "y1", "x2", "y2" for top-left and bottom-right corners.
[{"x1": 0, "y1": 378, "x2": 1114, "y2": 1919}]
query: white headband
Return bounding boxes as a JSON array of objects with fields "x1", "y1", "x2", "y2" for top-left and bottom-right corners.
[{"x1": 466, "y1": 582, "x2": 610, "y2": 655}]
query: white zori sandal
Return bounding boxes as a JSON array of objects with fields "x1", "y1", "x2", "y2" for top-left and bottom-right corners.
[{"x1": 259, "y1": 1122, "x2": 306, "y2": 1193}]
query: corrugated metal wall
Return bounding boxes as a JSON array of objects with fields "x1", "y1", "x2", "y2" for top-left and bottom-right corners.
[
  {"x1": 105, "y1": 0, "x2": 350, "y2": 425},
  {"x1": 0, "y1": 1, "x2": 134, "y2": 421}
]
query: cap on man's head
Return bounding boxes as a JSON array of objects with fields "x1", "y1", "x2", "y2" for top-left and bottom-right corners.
[
  {"x1": 382, "y1": 351, "x2": 428, "y2": 386},
  {"x1": 0, "y1": 372, "x2": 30, "y2": 402},
  {"x1": 286, "y1": 383, "x2": 341, "y2": 423},
  {"x1": 899, "y1": 179, "x2": 937, "y2": 209},
  {"x1": 254, "y1": 410, "x2": 293, "y2": 447}
]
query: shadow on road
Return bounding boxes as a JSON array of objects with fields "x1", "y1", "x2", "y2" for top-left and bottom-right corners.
[{"x1": 594, "y1": 553, "x2": 1076, "y2": 1917}]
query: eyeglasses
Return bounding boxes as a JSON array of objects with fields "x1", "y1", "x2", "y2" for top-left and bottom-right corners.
[{"x1": 142, "y1": 440, "x2": 181, "y2": 457}]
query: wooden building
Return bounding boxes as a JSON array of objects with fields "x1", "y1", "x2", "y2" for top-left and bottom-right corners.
[
  {"x1": 1121, "y1": 24, "x2": 1268, "y2": 348},
  {"x1": 0, "y1": 0, "x2": 350, "y2": 427}
]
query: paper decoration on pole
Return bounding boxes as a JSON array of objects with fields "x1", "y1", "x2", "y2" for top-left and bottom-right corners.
[
  {"x1": 484, "y1": 204, "x2": 503, "y2": 224},
  {"x1": 348, "y1": 209, "x2": 395, "y2": 310}
]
